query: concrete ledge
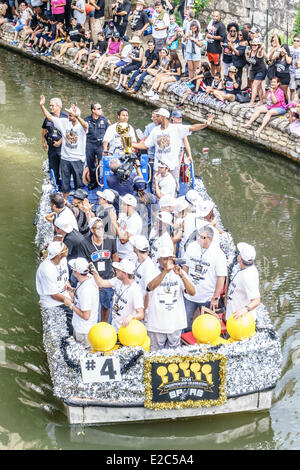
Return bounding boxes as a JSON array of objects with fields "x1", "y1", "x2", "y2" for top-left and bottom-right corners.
[{"x1": 1, "y1": 22, "x2": 299, "y2": 164}]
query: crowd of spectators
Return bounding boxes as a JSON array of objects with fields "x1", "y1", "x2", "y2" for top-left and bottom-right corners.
[{"x1": 1, "y1": 0, "x2": 300, "y2": 135}]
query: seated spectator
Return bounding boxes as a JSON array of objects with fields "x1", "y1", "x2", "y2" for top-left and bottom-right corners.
[
  {"x1": 184, "y1": 19, "x2": 203, "y2": 79},
  {"x1": 245, "y1": 37, "x2": 267, "y2": 107},
  {"x1": 55, "y1": 17, "x2": 83, "y2": 62},
  {"x1": 85, "y1": 30, "x2": 107, "y2": 70},
  {"x1": 153, "y1": 158, "x2": 176, "y2": 199},
  {"x1": 20, "y1": 8, "x2": 40, "y2": 48},
  {"x1": 204, "y1": 72, "x2": 223, "y2": 98},
  {"x1": 242, "y1": 77, "x2": 286, "y2": 135},
  {"x1": 146, "y1": 49, "x2": 182, "y2": 100},
  {"x1": 88, "y1": 31, "x2": 123, "y2": 80},
  {"x1": 288, "y1": 102, "x2": 300, "y2": 136},
  {"x1": 71, "y1": 29, "x2": 94, "y2": 69},
  {"x1": 127, "y1": 39, "x2": 159, "y2": 94},
  {"x1": 144, "y1": 46, "x2": 170, "y2": 83},
  {"x1": 11, "y1": 1, "x2": 32, "y2": 45},
  {"x1": 212, "y1": 65, "x2": 241, "y2": 102},
  {"x1": 128, "y1": 0, "x2": 150, "y2": 38},
  {"x1": 47, "y1": 21, "x2": 67, "y2": 55},
  {"x1": 117, "y1": 36, "x2": 144, "y2": 91},
  {"x1": 37, "y1": 16, "x2": 58, "y2": 55},
  {"x1": 229, "y1": 28, "x2": 248, "y2": 82},
  {"x1": 105, "y1": 36, "x2": 132, "y2": 84},
  {"x1": 31, "y1": 14, "x2": 50, "y2": 54},
  {"x1": 221, "y1": 22, "x2": 239, "y2": 77},
  {"x1": 166, "y1": 14, "x2": 179, "y2": 50},
  {"x1": 176, "y1": 63, "x2": 213, "y2": 107},
  {"x1": 0, "y1": 0, "x2": 14, "y2": 29}
]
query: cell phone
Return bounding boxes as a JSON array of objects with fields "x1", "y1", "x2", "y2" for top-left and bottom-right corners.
[{"x1": 174, "y1": 258, "x2": 186, "y2": 266}]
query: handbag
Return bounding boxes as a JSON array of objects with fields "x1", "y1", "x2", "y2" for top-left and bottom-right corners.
[
  {"x1": 236, "y1": 91, "x2": 251, "y2": 103},
  {"x1": 267, "y1": 61, "x2": 276, "y2": 80}
]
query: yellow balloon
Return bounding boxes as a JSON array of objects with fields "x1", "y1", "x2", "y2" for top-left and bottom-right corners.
[
  {"x1": 118, "y1": 319, "x2": 147, "y2": 347},
  {"x1": 140, "y1": 335, "x2": 151, "y2": 352},
  {"x1": 210, "y1": 336, "x2": 229, "y2": 346},
  {"x1": 226, "y1": 313, "x2": 256, "y2": 341},
  {"x1": 88, "y1": 322, "x2": 117, "y2": 352},
  {"x1": 192, "y1": 314, "x2": 221, "y2": 344}
]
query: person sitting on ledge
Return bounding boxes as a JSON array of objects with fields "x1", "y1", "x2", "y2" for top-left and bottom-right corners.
[
  {"x1": 176, "y1": 63, "x2": 213, "y2": 108},
  {"x1": 146, "y1": 49, "x2": 182, "y2": 101},
  {"x1": 241, "y1": 77, "x2": 286, "y2": 135},
  {"x1": 55, "y1": 17, "x2": 83, "y2": 62},
  {"x1": 88, "y1": 31, "x2": 123, "y2": 80},
  {"x1": 127, "y1": 39, "x2": 159, "y2": 94},
  {"x1": 210, "y1": 65, "x2": 241, "y2": 103}
]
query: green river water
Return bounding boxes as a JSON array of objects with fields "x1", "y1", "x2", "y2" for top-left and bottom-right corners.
[{"x1": 0, "y1": 48, "x2": 299, "y2": 450}]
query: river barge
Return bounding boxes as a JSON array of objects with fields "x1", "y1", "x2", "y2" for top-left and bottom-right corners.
[{"x1": 34, "y1": 157, "x2": 282, "y2": 426}]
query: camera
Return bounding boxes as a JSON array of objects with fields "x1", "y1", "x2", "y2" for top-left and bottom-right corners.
[
  {"x1": 173, "y1": 258, "x2": 186, "y2": 266},
  {"x1": 117, "y1": 154, "x2": 140, "y2": 181}
]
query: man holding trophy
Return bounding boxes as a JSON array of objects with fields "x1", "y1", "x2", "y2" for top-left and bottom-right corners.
[{"x1": 102, "y1": 107, "x2": 136, "y2": 157}]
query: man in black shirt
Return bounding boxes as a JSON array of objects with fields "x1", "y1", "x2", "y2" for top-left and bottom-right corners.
[
  {"x1": 94, "y1": 0, "x2": 105, "y2": 39},
  {"x1": 84, "y1": 102, "x2": 109, "y2": 190},
  {"x1": 79, "y1": 217, "x2": 119, "y2": 321},
  {"x1": 42, "y1": 97, "x2": 67, "y2": 188},
  {"x1": 127, "y1": 39, "x2": 158, "y2": 93},
  {"x1": 128, "y1": 0, "x2": 149, "y2": 37},
  {"x1": 205, "y1": 10, "x2": 226, "y2": 76},
  {"x1": 112, "y1": 0, "x2": 131, "y2": 38}
]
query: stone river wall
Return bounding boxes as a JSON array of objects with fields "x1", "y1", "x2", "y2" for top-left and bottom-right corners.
[{"x1": 0, "y1": 23, "x2": 299, "y2": 164}]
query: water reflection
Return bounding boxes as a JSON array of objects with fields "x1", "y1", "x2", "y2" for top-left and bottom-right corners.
[{"x1": 0, "y1": 48, "x2": 299, "y2": 450}]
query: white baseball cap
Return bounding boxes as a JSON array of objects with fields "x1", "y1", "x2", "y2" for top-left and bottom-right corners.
[
  {"x1": 69, "y1": 257, "x2": 89, "y2": 274},
  {"x1": 196, "y1": 200, "x2": 214, "y2": 218},
  {"x1": 47, "y1": 241, "x2": 64, "y2": 259},
  {"x1": 157, "y1": 211, "x2": 173, "y2": 225},
  {"x1": 156, "y1": 108, "x2": 170, "y2": 119},
  {"x1": 158, "y1": 157, "x2": 170, "y2": 169},
  {"x1": 88, "y1": 217, "x2": 103, "y2": 230},
  {"x1": 129, "y1": 235, "x2": 149, "y2": 252},
  {"x1": 158, "y1": 245, "x2": 174, "y2": 258},
  {"x1": 120, "y1": 193, "x2": 137, "y2": 207},
  {"x1": 174, "y1": 196, "x2": 190, "y2": 213},
  {"x1": 185, "y1": 189, "x2": 202, "y2": 205},
  {"x1": 237, "y1": 242, "x2": 256, "y2": 263},
  {"x1": 65, "y1": 105, "x2": 81, "y2": 116},
  {"x1": 97, "y1": 189, "x2": 115, "y2": 203},
  {"x1": 112, "y1": 258, "x2": 136, "y2": 275},
  {"x1": 54, "y1": 218, "x2": 73, "y2": 234}
]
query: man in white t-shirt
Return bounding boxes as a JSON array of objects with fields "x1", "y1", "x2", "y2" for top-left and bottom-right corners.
[
  {"x1": 63, "y1": 258, "x2": 99, "y2": 349},
  {"x1": 91, "y1": 258, "x2": 144, "y2": 331},
  {"x1": 151, "y1": 1, "x2": 170, "y2": 51},
  {"x1": 146, "y1": 245, "x2": 195, "y2": 351},
  {"x1": 154, "y1": 158, "x2": 176, "y2": 199},
  {"x1": 112, "y1": 193, "x2": 143, "y2": 262},
  {"x1": 36, "y1": 241, "x2": 73, "y2": 334},
  {"x1": 103, "y1": 107, "x2": 136, "y2": 157},
  {"x1": 45, "y1": 192, "x2": 79, "y2": 232},
  {"x1": 40, "y1": 95, "x2": 88, "y2": 199},
  {"x1": 133, "y1": 108, "x2": 213, "y2": 184},
  {"x1": 226, "y1": 242, "x2": 261, "y2": 321},
  {"x1": 182, "y1": 224, "x2": 227, "y2": 331}
]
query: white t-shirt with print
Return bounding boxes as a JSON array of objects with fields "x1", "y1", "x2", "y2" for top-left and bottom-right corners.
[
  {"x1": 157, "y1": 172, "x2": 176, "y2": 198},
  {"x1": 184, "y1": 241, "x2": 227, "y2": 303},
  {"x1": 226, "y1": 265, "x2": 260, "y2": 320},
  {"x1": 51, "y1": 116, "x2": 87, "y2": 162},
  {"x1": 152, "y1": 10, "x2": 170, "y2": 39},
  {"x1": 103, "y1": 123, "x2": 136, "y2": 156},
  {"x1": 134, "y1": 256, "x2": 158, "y2": 299},
  {"x1": 110, "y1": 277, "x2": 144, "y2": 331},
  {"x1": 36, "y1": 257, "x2": 69, "y2": 309},
  {"x1": 53, "y1": 206, "x2": 79, "y2": 231},
  {"x1": 145, "y1": 123, "x2": 191, "y2": 171},
  {"x1": 147, "y1": 268, "x2": 187, "y2": 333},
  {"x1": 72, "y1": 277, "x2": 99, "y2": 334}
]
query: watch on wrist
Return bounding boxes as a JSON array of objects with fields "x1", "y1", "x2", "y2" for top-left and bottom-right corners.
[{"x1": 246, "y1": 305, "x2": 251, "y2": 312}]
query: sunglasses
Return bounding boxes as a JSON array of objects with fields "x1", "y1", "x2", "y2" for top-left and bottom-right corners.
[{"x1": 294, "y1": 39, "x2": 300, "y2": 42}]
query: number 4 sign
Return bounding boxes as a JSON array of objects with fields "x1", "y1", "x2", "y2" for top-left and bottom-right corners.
[{"x1": 80, "y1": 356, "x2": 122, "y2": 384}]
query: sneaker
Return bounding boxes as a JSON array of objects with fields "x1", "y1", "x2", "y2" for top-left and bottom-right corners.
[
  {"x1": 145, "y1": 89, "x2": 154, "y2": 97},
  {"x1": 44, "y1": 51, "x2": 51, "y2": 57},
  {"x1": 70, "y1": 60, "x2": 75, "y2": 64},
  {"x1": 10, "y1": 40, "x2": 18, "y2": 45}
]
